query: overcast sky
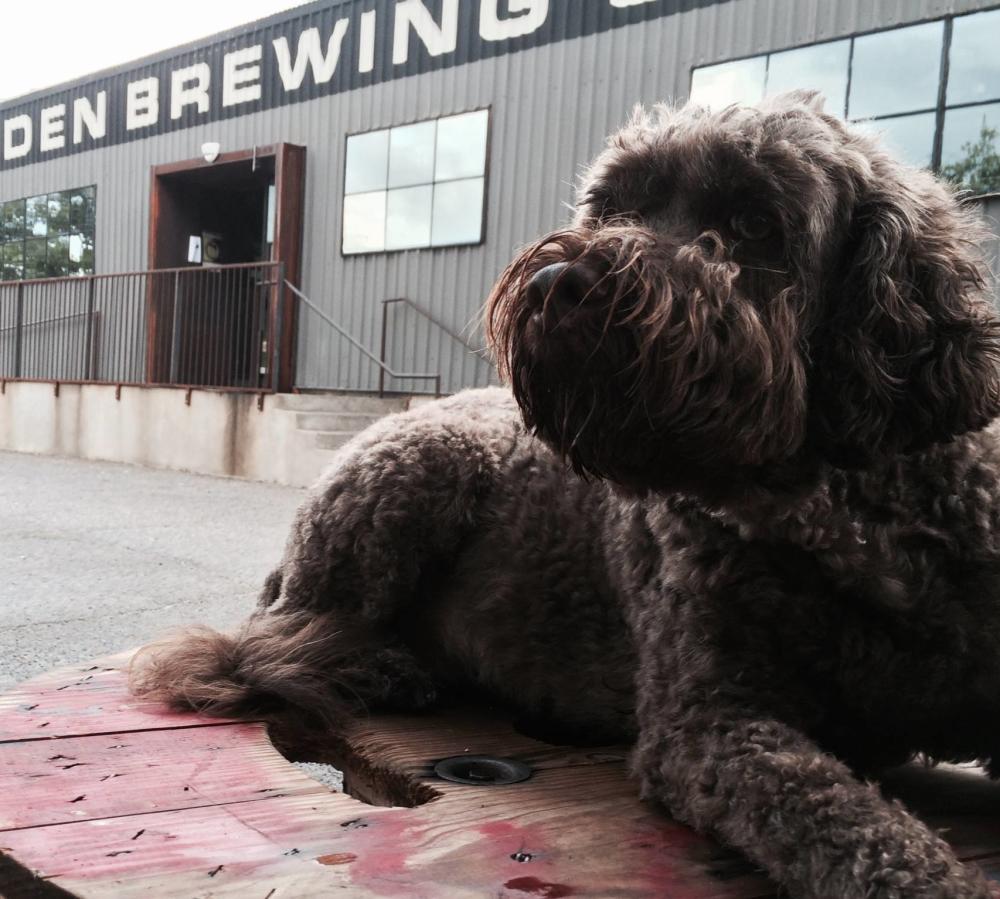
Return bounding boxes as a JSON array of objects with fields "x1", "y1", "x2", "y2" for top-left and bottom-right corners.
[{"x1": 1, "y1": 0, "x2": 308, "y2": 102}]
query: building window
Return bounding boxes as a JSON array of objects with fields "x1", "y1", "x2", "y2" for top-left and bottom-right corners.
[
  {"x1": 0, "y1": 186, "x2": 96, "y2": 280},
  {"x1": 689, "y1": 8, "x2": 1000, "y2": 195},
  {"x1": 342, "y1": 109, "x2": 489, "y2": 255}
]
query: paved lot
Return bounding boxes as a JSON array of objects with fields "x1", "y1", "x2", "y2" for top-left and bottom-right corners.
[{"x1": 0, "y1": 451, "x2": 306, "y2": 691}]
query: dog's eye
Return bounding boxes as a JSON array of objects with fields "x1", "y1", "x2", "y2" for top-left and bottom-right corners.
[{"x1": 730, "y1": 211, "x2": 775, "y2": 241}]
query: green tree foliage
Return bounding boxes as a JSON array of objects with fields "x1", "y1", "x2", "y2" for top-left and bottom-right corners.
[{"x1": 941, "y1": 122, "x2": 1000, "y2": 195}]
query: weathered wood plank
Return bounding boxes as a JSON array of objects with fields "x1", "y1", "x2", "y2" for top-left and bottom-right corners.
[
  {"x1": 0, "y1": 722, "x2": 327, "y2": 829},
  {"x1": 0, "y1": 656, "x2": 777, "y2": 897},
  {"x1": 0, "y1": 654, "x2": 234, "y2": 742},
  {"x1": 294, "y1": 709, "x2": 631, "y2": 808},
  {"x1": 0, "y1": 780, "x2": 776, "y2": 898},
  {"x1": 1, "y1": 792, "x2": 376, "y2": 897},
  {"x1": 4, "y1": 652, "x2": 1000, "y2": 897}
]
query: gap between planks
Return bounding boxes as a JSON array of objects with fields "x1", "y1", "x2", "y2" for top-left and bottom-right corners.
[{"x1": 0, "y1": 719, "x2": 267, "y2": 747}]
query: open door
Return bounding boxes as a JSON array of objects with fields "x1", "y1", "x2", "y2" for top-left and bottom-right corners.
[{"x1": 147, "y1": 143, "x2": 305, "y2": 391}]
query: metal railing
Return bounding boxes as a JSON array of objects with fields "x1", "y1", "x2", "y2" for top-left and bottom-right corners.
[
  {"x1": 379, "y1": 296, "x2": 491, "y2": 396},
  {"x1": 0, "y1": 261, "x2": 284, "y2": 392},
  {"x1": 287, "y1": 281, "x2": 442, "y2": 397}
]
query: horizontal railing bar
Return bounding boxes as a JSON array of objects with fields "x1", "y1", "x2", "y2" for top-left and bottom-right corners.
[
  {"x1": 0, "y1": 377, "x2": 276, "y2": 395},
  {"x1": 0, "y1": 310, "x2": 93, "y2": 334},
  {"x1": 0, "y1": 261, "x2": 280, "y2": 290}
]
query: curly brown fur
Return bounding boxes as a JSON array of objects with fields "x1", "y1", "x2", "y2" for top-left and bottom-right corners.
[
  {"x1": 487, "y1": 92, "x2": 1000, "y2": 483},
  {"x1": 130, "y1": 611, "x2": 439, "y2": 730},
  {"x1": 132, "y1": 93, "x2": 1000, "y2": 898}
]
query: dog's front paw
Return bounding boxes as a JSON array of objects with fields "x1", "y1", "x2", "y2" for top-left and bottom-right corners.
[
  {"x1": 633, "y1": 704, "x2": 995, "y2": 899},
  {"x1": 861, "y1": 861, "x2": 994, "y2": 899}
]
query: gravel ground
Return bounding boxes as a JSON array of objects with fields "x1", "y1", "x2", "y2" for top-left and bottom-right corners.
[{"x1": 0, "y1": 451, "x2": 306, "y2": 691}]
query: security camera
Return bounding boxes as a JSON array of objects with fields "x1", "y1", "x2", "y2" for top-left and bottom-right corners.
[{"x1": 201, "y1": 142, "x2": 221, "y2": 163}]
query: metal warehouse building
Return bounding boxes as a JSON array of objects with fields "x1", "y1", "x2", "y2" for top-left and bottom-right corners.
[{"x1": 1, "y1": 0, "x2": 999, "y2": 484}]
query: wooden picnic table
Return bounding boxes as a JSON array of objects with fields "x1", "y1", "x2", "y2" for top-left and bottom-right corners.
[{"x1": 2, "y1": 654, "x2": 1000, "y2": 898}]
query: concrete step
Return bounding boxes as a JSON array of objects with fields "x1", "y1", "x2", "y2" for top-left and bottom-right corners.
[
  {"x1": 313, "y1": 431, "x2": 358, "y2": 451},
  {"x1": 275, "y1": 392, "x2": 449, "y2": 486},
  {"x1": 274, "y1": 392, "x2": 410, "y2": 414},
  {"x1": 295, "y1": 411, "x2": 385, "y2": 432}
]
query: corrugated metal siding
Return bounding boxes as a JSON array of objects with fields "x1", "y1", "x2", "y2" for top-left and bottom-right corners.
[
  {"x1": 977, "y1": 195, "x2": 1000, "y2": 296},
  {"x1": 2, "y1": 0, "x2": 999, "y2": 393}
]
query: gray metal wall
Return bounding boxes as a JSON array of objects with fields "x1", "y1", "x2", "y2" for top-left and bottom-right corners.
[
  {"x1": 2, "y1": 0, "x2": 999, "y2": 394},
  {"x1": 979, "y1": 195, "x2": 1000, "y2": 283}
]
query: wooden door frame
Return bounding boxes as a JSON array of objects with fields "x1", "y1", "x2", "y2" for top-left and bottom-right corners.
[{"x1": 146, "y1": 143, "x2": 305, "y2": 392}]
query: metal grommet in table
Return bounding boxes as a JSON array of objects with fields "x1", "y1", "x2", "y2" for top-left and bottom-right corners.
[{"x1": 433, "y1": 755, "x2": 532, "y2": 786}]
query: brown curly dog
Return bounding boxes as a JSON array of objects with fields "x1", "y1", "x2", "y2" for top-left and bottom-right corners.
[{"x1": 132, "y1": 92, "x2": 1000, "y2": 898}]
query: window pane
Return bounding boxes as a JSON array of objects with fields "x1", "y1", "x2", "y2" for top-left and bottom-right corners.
[
  {"x1": 854, "y1": 112, "x2": 936, "y2": 168},
  {"x1": 71, "y1": 234, "x2": 95, "y2": 275},
  {"x1": 46, "y1": 235, "x2": 70, "y2": 277},
  {"x1": 25, "y1": 195, "x2": 48, "y2": 237},
  {"x1": 345, "y1": 129, "x2": 389, "y2": 195},
  {"x1": 47, "y1": 192, "x2": 71, "y2": 234},
  {"x1": 765, "y1": 40, "x2": 850, "y2": 114},
  {"x1": 941, "y1": 103, "x2": 1000, "y2": 194},
  {"x1": 949, "y1": 9, "x2": 1000, "y2": 107},
  {"x1": 69, "y1": 187, "x2": 95, "y2": 233},
  {"x1": 435, "y1": 109, "x2": 489, "y2": 181},
  {"x1": 2, "y1": 242, "x2": 23, "y2": 281},
  {"x1": 432, "y1": 178, "x2": 484, "y2": 247},
  {"x1": 388, "y1": 120, "x2": 436, "y2": 188},
  {"x1": 2, "y1": 200, "x2": 25, "y2": 241},
  {"x1": 848, "y1": 21, "x2": 943, "y2": 119},
  {"x1": 385, "y1": 185, "x2": 432, "y2": 251},
  {"x1": 69, "y1": 233, "x2": 85, "y2": 265},
  {"x1": 342, "y1": 191, "x2": 386, "y2": 254},
  {"x1": 24, "y1": 237, "x2": 47, "y2": 278},
  {"x1": 690, "y1": 57, "x2": 766, "y2": 108}
]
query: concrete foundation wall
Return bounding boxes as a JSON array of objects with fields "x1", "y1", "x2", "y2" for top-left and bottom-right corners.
[{"x1": 0, "y1": 382, "x2": 343, "y2": 487}]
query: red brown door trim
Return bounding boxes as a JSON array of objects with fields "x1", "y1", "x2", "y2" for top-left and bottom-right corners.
[
  {"x1": 273, "y1": 143, "x2": 306, "y2": 393},
  {"x1": 145, "y1": 143, "x2": 306, "y2": 391}
]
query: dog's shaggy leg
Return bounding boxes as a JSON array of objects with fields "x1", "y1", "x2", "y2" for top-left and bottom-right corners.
[{"x1": 634, "y1": 705, "x2": 992, "y2": 898}]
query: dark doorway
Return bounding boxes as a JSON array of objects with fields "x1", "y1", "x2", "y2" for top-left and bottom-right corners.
[{"x1": 146, "y1": 144, "x2": 305, "y2": 391}]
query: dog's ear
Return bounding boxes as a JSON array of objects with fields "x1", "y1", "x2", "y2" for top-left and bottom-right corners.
[{"x1": 810, "y1": 162, "x2": 1000, "y2": 466}]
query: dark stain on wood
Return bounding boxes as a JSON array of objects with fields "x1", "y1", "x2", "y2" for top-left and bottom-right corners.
[
  {"x1": 504, "y1": 876, "x2": 575, "y2": 897},
  {"x1": 316, "y1": 852, "x2": 357, "y2": 866}
]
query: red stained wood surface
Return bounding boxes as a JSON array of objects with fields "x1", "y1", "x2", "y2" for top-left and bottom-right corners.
[
  {"x1": 0, "y1": 656, "x2": 232, "y2": 742},
  {"x1": 2, "y1": 654, "x2": 1000, "y2": 897},
  {"x1": 0, "y1": 722, "x2": 325, "y2": 829}
]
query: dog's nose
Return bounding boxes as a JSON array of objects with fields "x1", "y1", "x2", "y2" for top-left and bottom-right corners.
[{"x1": 527, "y1": 262, "x2": 602, "y2": 328}]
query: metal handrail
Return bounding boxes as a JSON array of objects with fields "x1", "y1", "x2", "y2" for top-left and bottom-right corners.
[
  {"x1": 284, "y1": 281, "x2": 441, "y2": 397},
  {"x1": 379, "y1": 296, "x2": 489, "y2": 396},
  {"x1": 0, "y1": 309, "x2": 94, "y2": 334}
]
